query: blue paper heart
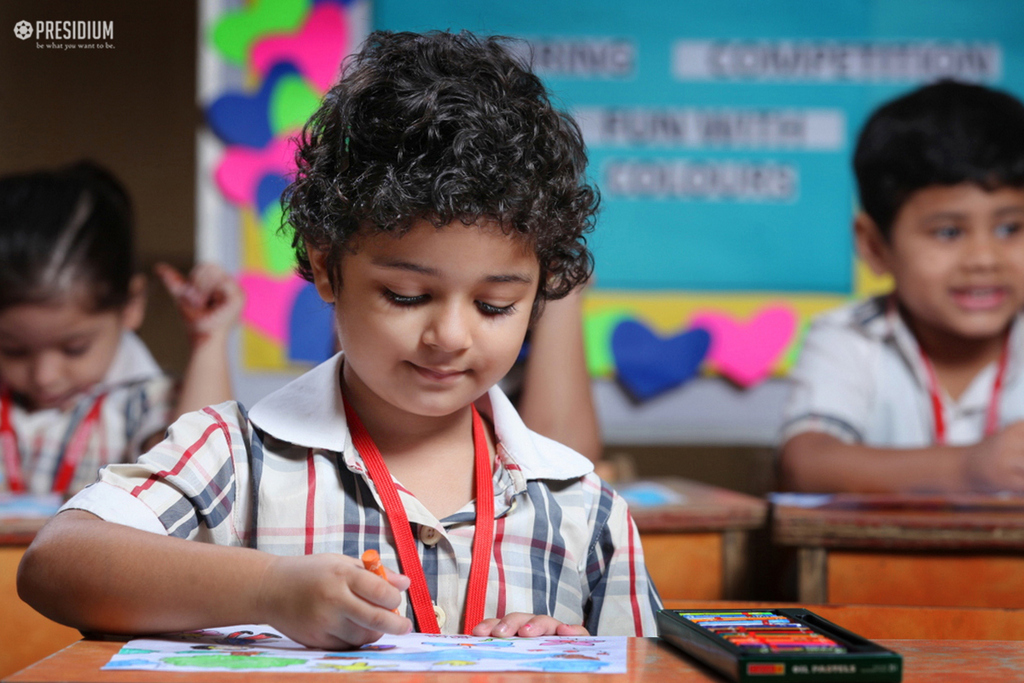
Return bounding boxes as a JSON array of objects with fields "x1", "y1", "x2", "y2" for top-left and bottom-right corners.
[
  {"x1": 255, "y1": 173, "x2": 290, "y2": 216},
  {"x1": 611, "y1": 320, "x2": 711, "y2": 401},
  {"x1": 205, "y1": 62, "x2": 299, "y2": 148},
  {"x1": 288, "y1": 282, "x2": 336, "y2": 363}
]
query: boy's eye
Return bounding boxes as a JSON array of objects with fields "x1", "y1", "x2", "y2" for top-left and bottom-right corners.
[
  {"x1": 932, "y1": 225, "x2": 961, "y2": 241},
  {"x1": 63, "y1": 344, "x2": 90, "y2": 357},
  {"x1": 383, "y1": 289, "x2": 428, "y2": 306},
  {"x1": 995, "y1": 221, "x2": 1022, "y2": 239},
  {"x1": 0, "y1": 347, "x2": 29, "y2": 359},
  {"x1": 476, "y1": 301, "x2": 516, "y2": 317}
]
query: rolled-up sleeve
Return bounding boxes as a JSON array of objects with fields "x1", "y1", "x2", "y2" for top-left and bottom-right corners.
[{"x1": 61, "y1": 402, "x2": 253, "y2": 546}]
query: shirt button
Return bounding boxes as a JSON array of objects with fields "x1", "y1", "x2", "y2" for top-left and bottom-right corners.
[
  {"x1": 433, "y1": 604, "x2": 446, "y2": 628},
  {"x1": 419, "y1": 525, "x2": 441, "y2": 546}
]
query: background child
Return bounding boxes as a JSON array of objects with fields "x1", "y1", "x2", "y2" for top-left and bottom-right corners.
[
  {"x1": 0, "y1": 160, "x2": 243, "y2": 495},
  {"x1": 780, "y1": 80, "x2": 1024, "y2": 493},
  {"x1": 18, "y1": 30, "x2": 660, "y2": 647}
]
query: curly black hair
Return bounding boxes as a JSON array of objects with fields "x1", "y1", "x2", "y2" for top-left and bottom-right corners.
[
  {"x1": 283, "y1": 30, "x2": 597, "y2": 308},
  {"x1": 854, "y1": 80, "x2": 1024, "y2": 240}
]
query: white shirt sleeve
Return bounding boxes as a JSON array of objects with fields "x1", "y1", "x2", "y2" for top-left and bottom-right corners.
[
  {"x1": 780, "y1": 315, "x2": 878, "y2": 445},
  {"x1": 60, "y1": 481, "x2": 168, "y2": 535}
]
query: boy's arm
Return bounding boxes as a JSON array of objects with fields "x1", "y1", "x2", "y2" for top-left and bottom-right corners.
[
  {"x1": 17, "y1": 510, "x2": 411, "y2": 648},
  {"x1": 155, "y1": 263, "x2": 245, "y2": 418},
  {"x1": 517, "y1": 287, "x2": 603, "y2": 462},
  {"x1": 781, "y1": 426, "x2": 1024, "y2": 493}
]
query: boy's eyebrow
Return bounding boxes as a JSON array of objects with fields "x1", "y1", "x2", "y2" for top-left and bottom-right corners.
[{"x1": 371, "y1": 257, "x2": 535, "y2": 284}]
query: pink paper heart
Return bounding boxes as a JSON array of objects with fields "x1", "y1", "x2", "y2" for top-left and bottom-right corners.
[
  {"x1": 238, "y1": 271, "x2": 308, "y2": 344},
  {"x1": 214, "y1": 136, "x2": 297, "y2": 207},
  {"x1": 689, "y1": 305, "x2": 797, "y2": 387},
  {"x1": 251, "y1": 4, "x2": 347, "y2": 93}
]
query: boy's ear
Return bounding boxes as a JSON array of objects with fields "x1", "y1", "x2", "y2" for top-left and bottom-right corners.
[
  {"x1": 306, "y1": 241, "x2": 336, "y2": 304},
  {"x1": 854, "y1": 212, "x2": 892, "y2": 277},
  {"x1": 121, "y1": 273, "x2": 147, "y2": 331}
]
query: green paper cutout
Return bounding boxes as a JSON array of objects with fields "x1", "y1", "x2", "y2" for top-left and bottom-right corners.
[
  {"x1": 779, "y1": 319, "x2": 811, "y2": 371},
  {"x1": 270, "y1": 75, "x2": 321, "y2": 134},
  {"x1": 161, "y1": 654, "x2": 305, "y2": 670},
  {"x1": 211, "y1": 0, "x2": 310, "y2": 65},
  {"x1": 583, "y1": 309, "x2": 633, "y2": 377},
  {"x1": 261, "y1": 203, "x2": 296, "y2": 275}
]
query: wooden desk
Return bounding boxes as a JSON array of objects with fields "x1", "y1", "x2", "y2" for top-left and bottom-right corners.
[
  {"x1": 628, "y1": 478, "x2": 767, "y2": 601},
  {"x1": 773, "y1": 493, "x2": 1024, "y2": 607},
  {"x1": 7, "y1": 637, "x2": 1023, "y2": 683},
  {"x1": 0, "y1": 513, "x2": 81, "y2": 680}
]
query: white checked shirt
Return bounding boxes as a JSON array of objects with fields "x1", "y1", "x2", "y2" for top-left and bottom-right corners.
[
  {"x1": 781, "y1": 296, "x2": 1024, "y2": 447},
  {"x1": 64, "y1": 352, "x2": 661, "y2": 636},
  {"x1": 1, "y1": 331, "x2": 175, "y2": 495}
]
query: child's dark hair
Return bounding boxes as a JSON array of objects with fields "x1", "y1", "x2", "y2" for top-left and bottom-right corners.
[
  {"x1": 0, "y1": 160, "x2": 135, "y2": 312},
  {"x1": 285, "y1": 30, "x2": 597, "y2": 307},
  {"x1": 854, "y1": 79, "x2": 1024, "y2": 239}
]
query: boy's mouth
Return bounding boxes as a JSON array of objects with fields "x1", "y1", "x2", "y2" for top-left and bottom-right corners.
[
  {"x1": 950, "y1": 286, "x2": 1008, "y2": 311},
  {"x1": 410, "y1": 363, "x2": 468, "y2": 382}
]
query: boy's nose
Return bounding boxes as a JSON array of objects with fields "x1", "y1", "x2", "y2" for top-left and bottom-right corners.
[
  {"x1": 964, "y1": 234, "x2": 1000, "y2": 269},
  {"x1": 29, "y1": 352, "x2": 64, "y2": 391},
  {"x1": 423, "y1": 303, "x2": 472, "y2": 352}
]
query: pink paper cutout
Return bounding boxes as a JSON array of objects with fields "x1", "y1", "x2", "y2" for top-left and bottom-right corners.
[
  {"x1": 214, "y1": 137, "x2": 298, "y2": 207},
  {"x1": 238, "y1": 271, "x2": 308, "y2": 344},
  {"x1": 251, "y1": 4, "x2": 347, "y2": 94},
  {"x1": 689, "y1": 305, "x2": 798, "y2": 387}
]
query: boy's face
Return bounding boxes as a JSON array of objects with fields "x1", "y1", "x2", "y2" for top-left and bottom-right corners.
[
  {"x1": 0, "y1": 289, "x2": 144, "y2": 411},
  {"x1": 857, "y1": 183, "x2": 1024, "y2": 349},
  {"x1": 311, "y1": 218, "x2": 539, "y2": 422}
]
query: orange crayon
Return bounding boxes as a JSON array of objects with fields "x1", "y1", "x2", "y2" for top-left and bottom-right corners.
[
  {"x1": 362, "y1": 549, "x2": 387, "y2": 578},
  {"x1": 362, "y1": 549, "x2": 400, "y2": 614}
]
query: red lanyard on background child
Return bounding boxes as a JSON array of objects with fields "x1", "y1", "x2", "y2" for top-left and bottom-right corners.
[
  {"x1": 344, "y1": 400, "x2": 494, "y2": 635},
  {"x1": 0, "y1": 388, "x2": 107, "y2": 494},
  {"x1": 918, "y1": 340, "x2": 1008, "y2": 446}
]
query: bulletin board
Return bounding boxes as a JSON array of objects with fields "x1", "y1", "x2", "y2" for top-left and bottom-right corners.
[{"x1": 197, "y1": 0, "x2": 1024, "y2": 412}]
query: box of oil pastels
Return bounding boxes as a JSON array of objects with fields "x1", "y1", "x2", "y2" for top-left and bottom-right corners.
[{"x1": 657, "y1": 608, "x2": 902, "y2": 682}]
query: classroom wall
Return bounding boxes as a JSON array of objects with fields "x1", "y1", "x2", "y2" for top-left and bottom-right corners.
[{"x1": 0, "y1": 0, "x2": 199, "y2": 375}]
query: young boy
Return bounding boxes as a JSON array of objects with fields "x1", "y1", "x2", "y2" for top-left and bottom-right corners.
[
  {"x1": 18, "y1": 30, "x2": 660, "y2": 647},
  {"x1": 780, "y1": 80, "x2": 1024, "y2": 493}
]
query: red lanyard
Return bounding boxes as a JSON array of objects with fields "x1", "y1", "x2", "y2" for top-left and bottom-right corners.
[
  {"x1": 1, "y1": 388, "x2": 106, "y2": 494},
  {"x1": 918, "y1": 339, "x2": 1008, "y2": 446},
  {"x1": 344, "y1": 400, "x2": 494, "y2": 635}
]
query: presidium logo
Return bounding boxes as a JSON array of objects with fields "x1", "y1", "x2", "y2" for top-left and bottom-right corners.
[{"x1": 13, "y1": 19, "x2": 114, "y2": 49}]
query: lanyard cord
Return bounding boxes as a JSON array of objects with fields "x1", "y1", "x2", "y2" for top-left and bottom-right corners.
[
  {"x1": 919, "y1": 338, "x2": 1008, "y2": 446},
  {"x1": 344, "y1": 400, "x2": 494, "y2": 634},
  {"x1": 0, "y1": 388, "x2": 106, "y2": 494}
]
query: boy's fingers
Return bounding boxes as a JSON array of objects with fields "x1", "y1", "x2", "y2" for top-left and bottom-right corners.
[
  {"x1": 471, "y1": 618, "x2": 500, "y2": 636},
  {"x1": 555, "y1": 623, "x2": 590, "y2": 636},
  {"x1": 489, "y1": 612, "x2": 534, "y2": 637},
  {"x1": 153, "y1": 262, "x2": 187, "y2": 295},
  {"x1": 518, "y1": 615, "x2": 560, "y2": 636}
]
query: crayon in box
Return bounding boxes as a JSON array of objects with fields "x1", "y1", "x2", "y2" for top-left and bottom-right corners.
[{"x1": 657, "y1": 608, "x2": 902, "y2": 682}]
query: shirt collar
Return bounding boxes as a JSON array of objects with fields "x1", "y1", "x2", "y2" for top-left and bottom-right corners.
[
  {"x1": 101, "y1": 331, "x2": 163, "y2": 387},
  {"x1": 864, "y1": 295, "x2": 1024, "y2": 403},
  {"x1": 247, "y1": 352, "x2": 594, "y2": 481}
]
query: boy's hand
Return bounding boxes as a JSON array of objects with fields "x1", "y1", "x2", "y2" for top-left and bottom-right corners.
[
  {"x1": 472, "y1": 613, "x2": 589, "y2": 637},
  {"x1": 257, "y1": 553, "x2": 412, "y2": 649},
  {"x1": 155, "y1": 263, "x2": 244, "y2": 347},
  {"x1": 965, "y1": 421, "x2": 1024, "y2": 492}
]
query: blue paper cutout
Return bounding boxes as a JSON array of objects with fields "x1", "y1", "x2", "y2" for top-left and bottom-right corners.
[
  {"x1": 206, "y1": 63, "x2": 300, "y2": 148},
  {"x1": 256, "y1": 173, "x2": 290, "y2": 216},
  {"x1": 611, "y1": 320, "x2": 711, "y2": 401},
  {"x1": 287, "y1": 283, "x2": 336, "y2": 363}
]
